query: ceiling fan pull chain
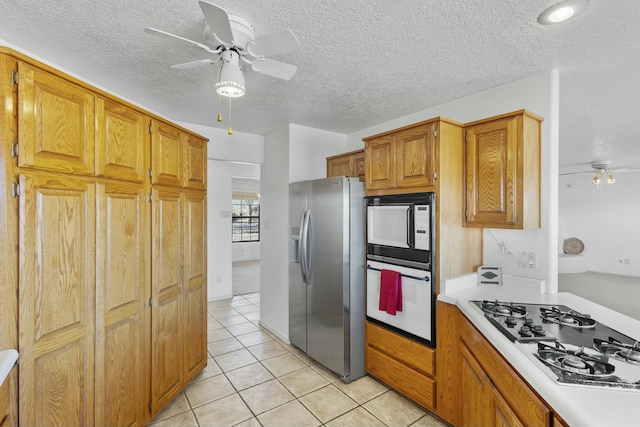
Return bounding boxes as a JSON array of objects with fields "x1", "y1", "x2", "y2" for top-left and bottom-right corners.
[
  {"x1": 228, "y1": 97, "x2": 233, "y2": 135},
  {"x1": 217, "y1": 92, "x2": 223, "y2": 123}
]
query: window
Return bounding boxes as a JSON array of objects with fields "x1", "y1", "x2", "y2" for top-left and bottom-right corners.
[{"x1": 232, "y1": 197, "x2": 260, "y2": 242}]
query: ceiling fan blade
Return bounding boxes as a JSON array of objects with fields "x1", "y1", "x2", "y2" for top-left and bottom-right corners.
[
  {"x1": 144, "y1": 27, "x2": 217, "y2": 54},
  {"x1": 559, "y1": 170, "x2": 592, "y2": 176},
  {"x1": 198, "y1": 1, "x2": 234, "y2": 46},
  {"x1": 170, "y1": 59, "x2": 218, "y2": 69},
  {"x1": 247, "y1": 29, "x2": 299, "y2": 57},
  {"x1": 251, "y1": 58, "x2": 297, "y2": 80}
]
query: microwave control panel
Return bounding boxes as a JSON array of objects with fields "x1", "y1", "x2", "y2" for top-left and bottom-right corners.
[{"x1": 414, "y1": 205, "x2": 430, "y2": 250}]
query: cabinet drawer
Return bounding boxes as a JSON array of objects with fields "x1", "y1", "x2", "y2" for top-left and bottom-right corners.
[
  {"x1": 366, "y1": 345, "x2": 435, "y2": 410},
  {"x1": 460, "y1": 315, "x2": 550, "y2": 427},
  {"x1": 366, "y1": 321, "x2": 434, "y2": 376}
]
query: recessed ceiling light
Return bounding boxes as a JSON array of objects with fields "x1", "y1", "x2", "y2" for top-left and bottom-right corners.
[{"x1": 537, "y1": 0, "x2": 588, "y2": 25}]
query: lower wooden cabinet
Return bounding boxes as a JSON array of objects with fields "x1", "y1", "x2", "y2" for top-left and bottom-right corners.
[
  {"x1": 0, "y1": 379, "x2": 9, "y2": 427},
  {"x1": 365, "y1": 321, "x2": 436, "y2": 411},
  {"x1": 18, "y1": 173, "x2": 97, "y2": 427},
  {"x1": 435, "y1": 301, "x2": 570, "y2": 427},
  {"x1": 96, "y1": 180, "x2": 151, "y2": 426}
]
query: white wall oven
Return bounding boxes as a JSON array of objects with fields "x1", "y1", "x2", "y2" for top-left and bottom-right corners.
[{"x1": 365, "y1": 192, "x2": 436, "y2": 347}]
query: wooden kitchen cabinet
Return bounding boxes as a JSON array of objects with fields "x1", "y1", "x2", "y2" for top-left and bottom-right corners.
[
  {"x1": 151, "y1": 119, "x2": 185, "y2": 188},
  {"x1": 95, "y1": 180, "x2": 151, "y2": 426},
  {"x1": 96, "y1": 95, "x2": 148, "y2": 182},
  {"x1": 183, "y1": 190, "x2": 208, "y2": 381},
  {"x1": 151, "y1": 186, "x2": 184, "y2": 411},
  {"x1": 364, "y1": 118, "x2": 483, "y2": 415},
  {"x1": 365, "y1": 321, "x2": 436, "y2": 411},
  {"x1": 0, "y1": 378, "x2": 10, "y2": 427},
  {"x1": 436, "y1": 301, "x2": 555, "y2": 427},
  {"x1": 364, "y1": 122, "x2": 436, "y2": 194},
  {"x1": 185, "y1": 135, "x2": 208, "y2": 190},
  {"x1": 326, "y1": 149, "x2": 365, "y2": 181},
  {"x1": 464, "y1": 110, "x2": 542, "y2": 229},
  {"x1": 18, "y1": 172, "x2": 97, "y2": 427},
  {"x1": 2, "y1": 47, "x2": 208, "y2": 427},
  {"x1": 17, "y1": 61, "x2": 95, "y2": 176}
]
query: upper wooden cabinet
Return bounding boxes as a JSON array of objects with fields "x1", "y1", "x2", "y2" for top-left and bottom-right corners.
[
  {"x1": 364, "y1": 122, "x2": 437, "y2": 194},
  {"x1": 151, "y1": 119, "x2": 184, "y2": 188},
  {"x1": 151, "y1": 121, "x2": 207, "y2": 189},
  {"x1": 96, "y1": 96, "x2": 148, "y2": 182},
  {"x1": 185, "y1": 135, "x2": 207, "y2": 190},
  {"x1": 326, "y1": 149, "x2": 365, "y2": 181},
  {"x1": 17, "y1": 61, "x2": 95, "y2": 176},
  {"x1": 464, "y1": 110, "x2": 542, "y2": 229}
]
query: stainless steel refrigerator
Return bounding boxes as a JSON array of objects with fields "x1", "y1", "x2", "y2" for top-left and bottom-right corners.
[{"x1": 288, "y1": 176, "x2": 365, "y2": 383}]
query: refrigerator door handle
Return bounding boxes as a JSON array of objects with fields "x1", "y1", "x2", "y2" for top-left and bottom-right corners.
[
  {"x1": 305, "y1": 209, "x2": 313, "y2": 284},
  {"x1": 299, "y1": 209, "x2": 309, "y2": 284}
]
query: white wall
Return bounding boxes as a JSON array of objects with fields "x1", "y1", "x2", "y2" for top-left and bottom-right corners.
[
  {"x1": 258, "y1": 124, "x2": 354, "y2": 340},
  {"x1": 259, "y1": 125, "x2": 291, "y2": 341},
  {"x1": 347, "y1": 71, "x2": 559, "y2": 293},
  {"x1": 176, "y1": 125, "x2": 266, "y2": 301},
  {"x1": 289, "y1": 124, "x2": 347, "y2": 182},
  {"x1": 559, "y1": 172, "x2": 640, "y2": 277}
]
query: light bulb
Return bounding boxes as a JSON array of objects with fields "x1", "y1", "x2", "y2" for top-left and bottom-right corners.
[{"x1": 607, "y1": 174, "x2": 615, "y2": 184}]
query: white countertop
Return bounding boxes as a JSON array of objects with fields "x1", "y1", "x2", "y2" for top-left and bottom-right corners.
[
  {"x1": 439, "y1": 273, "x2": 640, "y2": 427},
  {"x1": 0, "y1": 349, "x2": 18, "y2": 387}
]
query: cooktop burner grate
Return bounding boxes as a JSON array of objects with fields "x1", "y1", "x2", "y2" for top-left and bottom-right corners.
[
  {"x1": 594, "y1": 337, "x2": 640, "y2": 365},
  {"x1": 539, "y1": 306, "x2": 596, "y2": 328},
  {"x1": 479, "y1": 299, "x2": 527, "y2": 318}
]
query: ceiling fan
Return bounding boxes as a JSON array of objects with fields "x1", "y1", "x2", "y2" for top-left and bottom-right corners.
[
  {"x1": 145, "y1": 1, "x2": 299, "y2": 132},
  {"x1": 559, "y1": 161, "x2": 640, "y2": 191}
]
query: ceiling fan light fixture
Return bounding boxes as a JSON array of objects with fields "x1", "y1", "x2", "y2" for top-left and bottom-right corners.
[
  {"x1": 537, "y1": 0, "x2": 588, "y2": 25},
  {"x1": 216, "y1": 50, "x2": 245, "y2": 98},
  {"x1": 607, "y1": 174, "x2": 615, "y2": 184}
]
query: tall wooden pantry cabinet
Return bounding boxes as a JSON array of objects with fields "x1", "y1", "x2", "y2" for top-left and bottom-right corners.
[{"x1": 0, "y1": 47, "x2": 208, "y2": 426}]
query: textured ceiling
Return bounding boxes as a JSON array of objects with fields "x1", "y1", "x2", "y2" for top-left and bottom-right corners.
[{"x1": 0, "y1": 0, "x2": 638, "y2": 172}]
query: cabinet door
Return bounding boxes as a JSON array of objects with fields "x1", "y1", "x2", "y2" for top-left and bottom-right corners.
[
  {"x1": 19, "y1": 173, "x2": 96, "y2": 427},
  {"x1": 490, "y1": 383, "x2": 525, "y2": 427},
  {"x1": 151, "y1": 187, "x2": 183, "y2": 413},
  {"x1": 183, "y1": 190, "x2": 207, "y2": 382},
  {"x1": 151, "y1": 120, "x2": 184, "y2": 187},
  {"x1": 353, "y1": 150, "x2": 365, "y2": 181},
  {"x1": 185, "y1": 135, "x2": 207, "y2": 190},
  {"x1": 327, "y1": 155, "x2": 353, "y2": 178},
  {"x1": 96, "y1": 96, "x2": 148, "y2": 182},
  {"x1": 18, "y1": 61, "x2": 95, "y2": 175},
  {"x1": 396, "y1": 124, "x2": 435, "y2": 188},
  {"x1": 365, "y1": 134, "x2": 396, "y2": 190},
  {"x1": 460, "y1": 342, "x2": 489, "y2": 427},
  {"x1": 465, "y1": 116, "x2": 518, "y2": 226},
  {"x1": 95, "y1": 181, "x2": 150, "y2": 427}
]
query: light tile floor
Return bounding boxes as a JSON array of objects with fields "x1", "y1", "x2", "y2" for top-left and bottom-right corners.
[{"x1": 149, "y1": 293, "x2": 449, "y2": 427}]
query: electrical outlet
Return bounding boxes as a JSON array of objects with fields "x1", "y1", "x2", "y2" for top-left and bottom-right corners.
[{"x1": 518, "y1": 252, "x2": 536, "y2": 269}]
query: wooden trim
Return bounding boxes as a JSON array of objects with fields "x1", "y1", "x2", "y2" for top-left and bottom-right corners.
[
  {"x1": 463, "y1": 109, "x2": 544, "y2": 127},
  {"x1": 326, "y1": 148, "x2": 364, "y2": 160},
  {"x1": 363, "y1": 116, "x2": 464, "y2": 141}
]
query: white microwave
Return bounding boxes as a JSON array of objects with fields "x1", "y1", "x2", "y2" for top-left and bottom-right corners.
[{"x1": 365, "y1": 193, "x2": 434, "y2": 269}]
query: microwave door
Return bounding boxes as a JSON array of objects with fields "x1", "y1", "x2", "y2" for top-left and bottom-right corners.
[{"x1": 367, "y1": 205, "x2": 411, "y2": 249}]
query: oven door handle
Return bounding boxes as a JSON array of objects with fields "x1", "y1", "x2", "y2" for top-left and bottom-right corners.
[{"x1": 366, "y1": 264, "x2": 430, "y2": 281}]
